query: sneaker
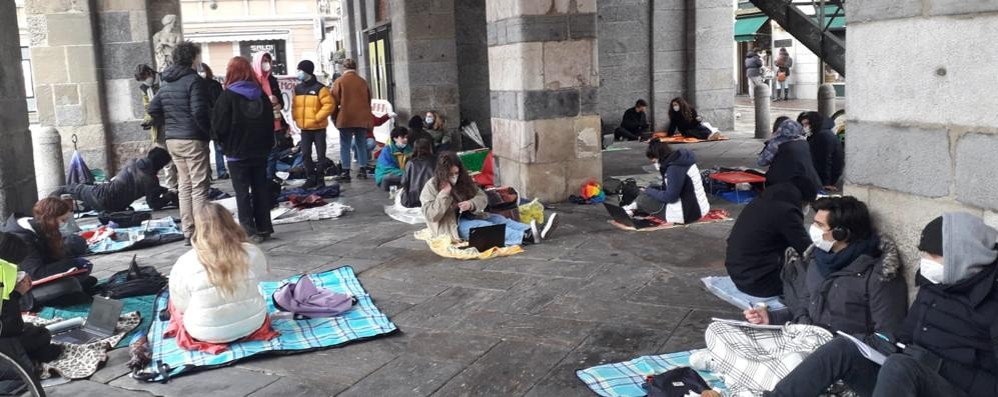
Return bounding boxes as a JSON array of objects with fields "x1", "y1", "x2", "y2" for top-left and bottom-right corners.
[
  {"x1": 250, "y1": 234, "x2": 270, "y2": 244},
  {"x1": 688, "y1": 349, "x2": 714, "y2": 372},
  {"x1": 334, "y1": 171, "x2": 352, "y2": 183},
  {"x1": 529, "y1": 220, "x2": 541, "y2": 244},
  {"x1": 541, "y1": 212, "x2": 559, "y2": 240},
  {"x1": 707, "y1": 131, "x2": 722, "y2": 141},
  {"x1": 356, "y1": 168, "x2": 368, "y2": 180}
]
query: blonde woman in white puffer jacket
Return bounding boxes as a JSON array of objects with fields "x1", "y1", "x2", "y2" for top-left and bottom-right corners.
[{"x1": 168, "y1": 203, "x2": 270, "y2": 343}]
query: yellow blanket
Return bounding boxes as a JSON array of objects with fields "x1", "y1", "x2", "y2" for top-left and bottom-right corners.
[{"x1": 413, "y1": 229, "x2": 523, "y2": 260}]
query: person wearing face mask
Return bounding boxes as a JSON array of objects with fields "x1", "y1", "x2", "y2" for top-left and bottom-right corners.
[
  {"x1": 766, "y1": 213, "x2": 998, "y2": 397},
  {"x1": 0, "y1": 198, "x2": 90, "y2": 280},
  {"x1": 667, "y1": 97, "x2": 722, "y2": 140},
  {"x1": 759, "y1": 119, "x2": 822, "y2": 190},
  {"x1": 422, "y1": 111, "x2": 451, "y2": 151},
  {"x1": 331, "y1": 58, "x2": 373, "y2": 182},
  {"x1": 798, "y1": 111, "x2": 844, "y2": 192},
  {"x1": 624, "y1": 141, "x2": 709, "y2": 224},
  {"x1": 743, "y1": 196, "x2": 907, "y2": 340},
  {"x1": 724, "y1": 177, "x2": 817, "y2": 298},
  {"x1": 612, "y1": 99, "x2": 650, "y2": 142},
  {"x1": 199, "y1": 63, "x2": 228, "y2": 181},
  {"x1": 374, "y1": 127, "x2": 413, "y2": 191},
  {"x1": 420, "y1": 152, "x2": 558, "y2": 247},
  {"x1": 251, "y1": 53, "x2": 288, "y2": 183},
  {"x1": 135, "y1": 63, "x2": 178, "y2": 192},
  {"x1": 290, "y1": 60, "x2": 334, "y2": 189}
]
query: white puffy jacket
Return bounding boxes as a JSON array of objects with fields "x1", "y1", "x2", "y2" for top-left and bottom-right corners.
[{"x1": 168, "y1": 243, "x2": 269, "y2": 343}]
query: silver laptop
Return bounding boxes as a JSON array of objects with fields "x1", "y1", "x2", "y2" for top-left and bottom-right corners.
[{"x1": 52, "y1": 297, "x2": 123, "y2": 344}]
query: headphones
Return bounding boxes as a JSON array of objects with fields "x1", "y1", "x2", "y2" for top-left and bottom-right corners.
[{"x1": 831, "y1": 226, "x2": 851, "y2": 242}]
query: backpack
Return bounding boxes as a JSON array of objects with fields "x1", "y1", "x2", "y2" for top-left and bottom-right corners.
[
  {"x1": 620, "y1": 178, "x2": 640, "y2": 206},
  {"x1": 98, "y1": 210, "x2": 152, "y2": 228},
  {"x1": 643, "y1": 367, "x2": 712, "y2": 397},
  {"x1": 272, "y1": 274, "x2": 355, "y2": 319},
  {"x1": 484, "y1": 186, "x2": 520, "y2": 221},
  {"x1": 98, "y1": 255, "x2": 168, "y2": 299}
]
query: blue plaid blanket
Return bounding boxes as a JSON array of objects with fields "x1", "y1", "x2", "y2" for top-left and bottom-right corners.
[
  {"x1": 576, "y1": 351, "x2": 727, "y2": 397},
  {"x1": 83, "y1": 217, "x2": 184, "y2": 254},
  {"x1": 141, "y1": 266, "x2": 397, "y2": 381}
]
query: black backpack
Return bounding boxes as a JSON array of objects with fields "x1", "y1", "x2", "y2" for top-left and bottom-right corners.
[
  {"x1": 643, "y1": 367, "x2": 712, "y2": 397},
  {"x1": 620, "y1": 178, "x2": 640, "y2": 206},
  {"x1": 98, "y1": 210, "x2": 152, "y2": 228},
  {"x1": 98, "y1": 255, "x2": 167, "y2": 299}
]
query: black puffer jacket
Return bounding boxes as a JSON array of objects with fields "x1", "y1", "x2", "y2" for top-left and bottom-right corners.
[
  {"x1": 148, "y1": 65, "x2": 211, "y2": 141},
  {"x1": 91, "y1": 159, "x2": 170, "y2": 211},
  {"x1": 772, "y1": 237, "x2": 908, "y2": 337},
  {"x1": 210, "y1": 83, "x2": 275, "y2": 160}
]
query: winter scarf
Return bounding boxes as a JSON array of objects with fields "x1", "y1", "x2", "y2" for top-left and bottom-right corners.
[
  {"x1": 758, "y1": 120, "x2": 807, "y2": 166},
  {"x1": 813, "y1": 237, "x2": 879, "y2": 278}
]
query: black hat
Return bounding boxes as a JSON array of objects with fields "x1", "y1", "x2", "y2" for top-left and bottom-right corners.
[
  {"x1": 918, "y1": 216, "x2": 944, "y2": 256},
  {"x1": 297, "y1": 60, "x2": 315, "y2": 75},
  {"x1": 147, "y1": 147, "x2": 172, "y2": 171}
]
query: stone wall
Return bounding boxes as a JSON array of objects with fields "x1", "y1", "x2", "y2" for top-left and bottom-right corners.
[
  {"x1": 0, "y1": 1, "x2": 38, "y2": 216},
  {"x1": 686, "y1": 0, "x2": 734, "y2": 131},
  {"x1": 390, "y1": 0, "x2": 462, "y2": 126},
  {"x1": 844, "y1": 1, "x2": 998, "y2": 293},
  {"x1": 455, "y1": 0, "x2": 492, "y2": 138},
  {"x1": 598, "y1": 0, "x2": 652, "y2": 131}
]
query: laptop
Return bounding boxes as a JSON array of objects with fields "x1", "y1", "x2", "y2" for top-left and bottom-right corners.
[
  {"x1": 603, "y1": 202, "x2": 657, "y2": 229},
  {"x1": 52, "y1": 297, "x2": 124, "y2": 344},
  {"x1": 468, "y1": 224, "x2": 506, "y2": 252}
]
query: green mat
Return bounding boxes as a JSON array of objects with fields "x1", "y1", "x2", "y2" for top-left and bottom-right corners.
[{"x1": 36, "y1": 294, "x2": 157, "y2": 348}]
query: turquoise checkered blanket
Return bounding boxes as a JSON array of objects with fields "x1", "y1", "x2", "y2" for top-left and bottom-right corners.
[
  {"x1": 141, "y1": 266, "x2": 398, "y2": 381},
  {"x1": 576, "y1": 351, "x2": 727, "y2": 397}
]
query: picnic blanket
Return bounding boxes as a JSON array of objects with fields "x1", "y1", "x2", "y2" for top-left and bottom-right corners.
[
  {"x1": 413, "y1": 229, "x2": 523, "y2": 260},
  {"x1": 138, "y1": 266, "x2": 397, "y2": 382},
  {"x1": 82, "y1": 217, "x2": 184, "y2": 254},
  {"x1": 384, "y1": 203, "x2": 425, "y2": 225},
  {"x1": 271, "y1": 202, "x2": 353, "y2": 225},
  {"x1": 608, "y1": 209, "x2": 731, "y2": 232},
  {"x1": 24, "y1": 312, "x2": 141, "y2": 379},
  {"x1": 576, "y1": 350, "x2": 727, "y2": 397},
  {"x1": 656, "y1": 134, "x2": 729, "y2": 144},
  {"x1": 276, "y1": 185, "x2": 341, "y2": 203},
  {"x1": 701, "y1": 276, "x2": 786, "y2": 311},
  {"x1": 35, "y1": 294, "x2": 157, "y2": 349}
]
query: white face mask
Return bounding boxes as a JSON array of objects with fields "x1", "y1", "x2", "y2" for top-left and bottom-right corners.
[
  {"x1": 809, "y1": 224, "x2": 835, "y2": 252},
  {"x1": 672, "y1": 105, "x2": 680, "y2": 112},
  {"x1": 262, "y1": 62, "x2": 272, "y2": 72},
  {"x1": 803, "y1": 126, "x2": 812, "y2": 134},
  {"x1": 198, "y1": 72, "x2": 207, "y2": 79},
  {"x1": 448, "y1": 175, "x2": 458, "y2": 185},
  {"x1": 144, "y1": 77, "x2": 155, "y2": 86},
  {"x1": 425, "y1": 116, "x2": 435, "y2": 126},
  {"x1": 653, "y1": 163, "x2": 661, "y2": 171},
  {"x1": 803, "y1": 206, "x2": 811, "y2": 216},
  {"x1": 919, "y1": 258, "x2": 945, "y2": 284}
]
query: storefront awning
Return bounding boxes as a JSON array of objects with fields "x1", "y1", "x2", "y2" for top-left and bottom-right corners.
[
  {"x1": 186, "y1": 30, "x2": 289, "y2": 44},
  {"x1": 734, "y1": 16, "x2": 769, "y2": 42},
  {"x1": 814, "y1": 5, "x2": 846, "y2": 29}
]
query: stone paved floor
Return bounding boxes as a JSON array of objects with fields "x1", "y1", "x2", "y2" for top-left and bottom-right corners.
[{"x1": 41, "y1": 119, "x2": 772, "y2": 396}]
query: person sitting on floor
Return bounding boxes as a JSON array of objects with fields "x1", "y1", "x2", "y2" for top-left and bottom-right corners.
[
  {"x1": 799, "y1": 111, "x2": 844, "y2": 192},
  {"x1": 1, "y1": 198, "x2": 91, "y2": 280},
  {"x1": 375, "y1": 127, "x2": 413, "y2": 192},
  {"x1": 0, "y1": 233, "x2": 63, "y2": 364},
  {"x1": 420, "y1": 152, "x2": 559, "y2": 246},
  {"x1": 667, "y1": 97, "x2": 722, "y2": 140},
  {"x1": 743, "y1": 196, "x2": 908, "y2": 337},
  {"x1": 423, "y1": 111, "x2": 451, "y2": 151},
  {"x1": 759, "y1": 118, "x2": 821, "y2": 189},
  {"x1": 613, "y1": 99, "x2": 651, "y2": 141},
  {"x1": 624, "y1": 141, "x2": 710, "y2": 224},
  {"x1": 168, "y1": 203, "x2": 272, "y2": 344},
  {"x1": 724, "y1": 177, "x2": 816, "y2": 298},
  {"x1": 50, "y1": 147, "x2": 176, "y2": 212},
  {"x1": 400, "y1": 138, "x2": 436, "y2": 208},
  {"x1": 766, "y1": 212, "x2": 998, "y2": 397}
]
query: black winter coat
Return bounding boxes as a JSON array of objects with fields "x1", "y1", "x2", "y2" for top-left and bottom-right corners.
[
  {"x1": 667, "y1": 109, "x2": 709, "y2": 137},
  {"x1": 205, "y1": 78, "x2": 223, "y2": 109},
  {"x1": 211, "y1": 89, "x2": 276, "y2": 161},
  {"x1": 897, "y1": 260, "x2": 998, "y2": 396},
  {"x1": 724, "y1": 183, "x2": 812, "y2": 297},
  {"x1": 620, "y1": 107, "x2": 649, "y2": 133},
  {"x1": 89, "y1": 159, "x2": 171, "y2": 211},
  {"x1": 147, "y1": 65, "x2": 211, "y2": 141},
  {"x1": 807, "y1": 119, "x2": 844, "y2": 187},
  {"x1": 764, "y1": 140, "x2": 822, "y2": 189},
  {"x1": 772, "y1": 238, "x2": 907, "y2": 337},
  {"x1": 0, "y1": 215, "x2": 87, "y2": 279},
  {"x1": 400, "y1": 156, "x2": 436, "y2": 208}
]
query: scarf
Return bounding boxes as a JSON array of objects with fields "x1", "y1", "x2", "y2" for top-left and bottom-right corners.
[
  {"x1": 251, "y1": 53, "x2": 280, "y2": 131},
  {"x1": 813, "y1": 237, "x2": 878, "y2": 278},
  {"x1": 758, "y1": 119, "x2": 806, "y2": 166}
]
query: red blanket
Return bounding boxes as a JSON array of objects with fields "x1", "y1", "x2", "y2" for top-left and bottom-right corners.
[{"x1": 164, "y1": 300, "x2": 280, "y2": 354}]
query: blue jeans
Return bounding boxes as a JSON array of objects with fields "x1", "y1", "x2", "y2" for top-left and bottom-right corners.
[
  {"x1": 339, "y1": 127, "x2": 368, "y2": 171},
  {"x1": 213, "y1": 141, "x2": 228, "y2": 177},
  {"x1": 457, "y1": 213, "x2": 530, "y2": 246},
  {"x1": 353, "y1": 137, "x2": 376, "y2": 162}
]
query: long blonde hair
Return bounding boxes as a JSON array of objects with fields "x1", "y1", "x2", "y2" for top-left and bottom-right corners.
[{"x1": 192, "y1": 203, "x2": 249, "y2": 297}]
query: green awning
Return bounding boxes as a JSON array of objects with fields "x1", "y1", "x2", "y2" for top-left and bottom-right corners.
[
  {"x1": 734, "y1": 16, "x2": 769, "y2": 42},
  {"x1": 814, "y1": 6, "x2": 846, "y2": 29}
]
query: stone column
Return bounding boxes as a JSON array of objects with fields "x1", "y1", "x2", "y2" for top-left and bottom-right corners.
[
  {"x1": 487, "y1": 0, "x2": 601, "y2": 202},
  {"x1": 32, "y1": 127, "x2": 65, "y2": 200},
  {"x1": 687, "y1": 0, "x2": 735, "y2": 131},
  {"x1": 817, "y1": 83, "x2": 836, "y2": 117},
  {"x1": 390, "y1": 0, "x2": 462, "y2": 124},
  {"x1": 0, "y1": 1, "x2": 38, "y2": 217},
  {"x1": 753, "y1": 84, "x2": 771, "y2": 139}
]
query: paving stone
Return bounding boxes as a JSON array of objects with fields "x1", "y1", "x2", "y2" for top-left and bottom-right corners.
[
  {"x1": 521, "y1": 347, "x2": 636, "y2": 397},
  {"x1": 564, "y1": 264, "x2": 660, "y2": 302},
  {"x1": 659, "y1": 309, "x2": 739, "y2": 352},
  {"x1": 89, "y1": 347, "x2": 132, "y2": 384},
  {"x1": 483, "y1": 257, "x2": 602, "y2": 279},
  {"x1": 577, "y1": 324, "x2": 673, "y2": 355},
  {"x1": 537, "y1": 295, "x2": 690, "y2": 330},
  {"x1": 392, "y1": 287, "x2": 505, "y2": 330},
  {"x1": 450, "y1": 311, "x2": 596, "y2": 347},
  {"x1": 238, "y1": 339, "x2": 402, "y2": 386},
  {"x1": 627, "y1": 272, "x2": 732, "y2": 312},
  {"x1": 109, "y1": 367, "x2": 279, "y2": 396},
  {"x1": 483, "y1": 275, "x2": 588, "y2": 315},
  {"x1": 358, "y1": 275, "x2": 451, "y2": 303},
  {"x1": 46, "y1": 380, "x2": 152, "y2": 396},
  {"x1": 262, "y1": 252, "x2": 337, "y2": 272},
  {"x1": 245, "y1": 376, "x2": 346, "y2": 397},
  {"x1": 432, "y1": 340, "x2": 571, "y2": 397},
  {"x1": 338, "y1": 356, "x2": 465, "y2": 397},
  {"x1": 389, "y1": 329, "x2": 500, "y2": 365}
]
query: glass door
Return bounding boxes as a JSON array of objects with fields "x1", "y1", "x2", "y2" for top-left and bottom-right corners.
[{"x1": 366, "y1": 25, "x2": 394, "y2": 104}]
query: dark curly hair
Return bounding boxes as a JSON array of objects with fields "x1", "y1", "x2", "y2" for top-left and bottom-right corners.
[
  {"x1": 133, "y1": 64, "x2": 156, "y2": 81},
  {"x1": 171, "y1": 41, "x2": 202, "y2": 68}
]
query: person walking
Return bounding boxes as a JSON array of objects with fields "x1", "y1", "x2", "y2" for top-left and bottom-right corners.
[
  {"x1": 330, "y1": 58, "x2": 373, "y2": 183},
  {"x1": 251, "y1": 52, "x2": 287, "y2": 183},
  {"x1": 147, "y1": 41, "x2": 212, "y2": 244},
  {"x1": 135, "y1": 64, "x2": 178, "y2": 191},
  {"x1": 774, "y1": 48, "x2": 793, "y2": 101},
  {"x1": 200, "y1": 63, "x2": 228, "y2": 180},
  {"x1": 211, "y1": 56, "x2": 276, "y2": 243},
  {"x1": 745, "y1": 50, "x2": 764, "y2": 99},
  {"x1": 290, "y1": 60, "x2": 334, "y2": 189}
]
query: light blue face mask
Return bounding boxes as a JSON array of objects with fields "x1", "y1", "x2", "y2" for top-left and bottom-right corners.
[
  {"x1": 296, "y1": 71, "x2": 307, "y2": 81},
  {"x1": 425, "y1": 116, "x2": 434, "y2": 126}
]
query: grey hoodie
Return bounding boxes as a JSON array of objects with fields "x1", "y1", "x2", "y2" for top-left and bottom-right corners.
[{"x1": 942, "y1": 212, "x2": 998, "y2": 284}]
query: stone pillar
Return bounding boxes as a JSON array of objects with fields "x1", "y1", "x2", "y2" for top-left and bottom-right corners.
[
  {"x1": 486, "y1": 0, "x2": 601, "y2": 202},
  {"x1": 32, "y1": 127, "x2": 65, "y2": 200},
  {"x1": 686, "y1": 0, "x2": 735, "y2": 131},
  {"x1": 455, "y1": 0, "x2": 492, "y2": 136},
  {"x1": 844, "y1": 1, "x2": 998, "y2": 299},
  {"x1": 390, "y1": 0, "x2": 462, "y2": 124},
  {"x1": 0, "y1": 1, "x2": 38, "y2": 217},
  {"x1": 753, "y1": 84, "x2": 771, "y2": 139},
  {"x1": 817, "y1": 83, "x2": 836, "y2": 117}
]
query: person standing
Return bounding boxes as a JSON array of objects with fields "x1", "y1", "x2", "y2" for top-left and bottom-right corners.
[
  {"x1": 291, "y1": 60, "x2": 334, "y2": 189},
  {"x1": 774, "y1": 47, "x2": 793, "y2": 101},
  {"x1": 745, "y1": 50, "x2": 764, "y2": 98},
  {"x1": 147, "y1": 42, "x2": 212, "y2": 244},
  {"x1": 200, "y1": 63, "x2": 228, "y2": 180},
  {"x1": 211, "y1": 57, "x2": 276, "y2": 243},
  {"x1": 330, "y1": 58, "x2": 373, "y2": 183},
  {"x1": 251, "y1": 53, "x2": 287, "y2": 183},
  {"x1": 135, "y1": 64, "x2": 178, "y2": 191}
]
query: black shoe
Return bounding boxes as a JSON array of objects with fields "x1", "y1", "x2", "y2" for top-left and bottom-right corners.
[
  {"x1": 250, "y1": 233, "x2": 271, "y2": 244},
  {"x1": 302, "y1": 176, "x2": 318, "y2": 189},
  {"x1": 217, "y1": 174, "x2": 230, "y2": 180},
  {"x1": 356, "y1": 167, "x2": 368, "y2": 180},
  {"x1": 334, "y1": 171, "x2": 352, "y2": 183},
  {"x1": 316, "y1": 176, "x2": 326, "y2": 187}
]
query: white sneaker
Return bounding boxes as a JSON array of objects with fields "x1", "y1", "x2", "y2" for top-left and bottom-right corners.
[
  {"x1": 688, "y1": 349, "x2": 714, "y2": 372},
  {"x1": 529, "y1": 220, "x2": 541, "y2": 244},
  {"x1": 541, "y1": 212, "x2": 559, "y2": 240},
  {"x1": 708, "y1": 131, "x2": 722, "y2": 141}
]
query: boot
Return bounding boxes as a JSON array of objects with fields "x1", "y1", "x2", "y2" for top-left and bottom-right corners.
[
  {"x1": 315, "y1": 174, "x2": 326, "y2": 187},
  {"x1": 334, "y1": 170, "x2": 352, "y2": 183},
  {"x1": 356, "y1": 166, "x2": 369, "y2": 180},
  {"x1": 783, "y1": 88, "x2": 789, "y2": 100},
  {"x1": 302, "y1": 175, "x2": 318, "y2": 189}
]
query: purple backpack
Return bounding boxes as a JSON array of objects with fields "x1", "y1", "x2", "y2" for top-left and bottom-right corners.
[{"x1": 272, "y1": 275, "x2": 356, "y2": 319}]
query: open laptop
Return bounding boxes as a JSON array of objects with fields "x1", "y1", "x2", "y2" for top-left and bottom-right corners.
[
  {"x1": 603, "y1": 202, "x2": 657, "y2": 229},
  {"x1": 468, "y1": 224, "x2": 506, "y2": 251},
  {"x1": 52, "y1": 297, "x2": 123, "y2": 344}
]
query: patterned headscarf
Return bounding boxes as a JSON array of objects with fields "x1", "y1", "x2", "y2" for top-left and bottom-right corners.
[{"x1": 758, "y1": 119, "x2": 806, "y2": 166}]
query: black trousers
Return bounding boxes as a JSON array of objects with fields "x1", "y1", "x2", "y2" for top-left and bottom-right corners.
[
  {"x1": 766, "y1": 337, "x2": 965, "y2": 397},
  {"x1": 227, "y1": 159, "x2": 274, "y2": 236},
  {"x1": 378, "y1": 174, "x2": 403, "y2": 191},
  {"x1": 678, "y1": 125, "x2": 712, "y2": 140},
  {"x1": 613, "y1": 126, "x2": 643, "y2": 141},
  {"x1": 300, "y1": 130, "x2": 328, "y2": 177}
]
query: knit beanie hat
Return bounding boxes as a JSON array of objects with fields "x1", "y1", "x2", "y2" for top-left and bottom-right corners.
[
  {"x1": 297, "y1": 60, "x2": 315, "y2": 75},
  {"x1": 146, "y1": 147, "x2": 172, "y2": 171},
  {"x1": 918, "y1": 216, "x2": 944, "y2": 256}
]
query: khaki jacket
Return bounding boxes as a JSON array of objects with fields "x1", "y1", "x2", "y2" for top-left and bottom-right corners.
[
  {"x1": 330, "y1": 70, "x2": 372, "y2": 129},
  {"x1": 420, "y1": 177, "x2": 488, "y2": 241}
]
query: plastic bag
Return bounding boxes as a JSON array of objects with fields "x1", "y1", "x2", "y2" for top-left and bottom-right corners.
[{"x1": 518, "y1": 199, "x2": 545, "y2": 225}]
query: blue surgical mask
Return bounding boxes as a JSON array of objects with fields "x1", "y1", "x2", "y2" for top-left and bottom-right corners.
[{"x1": 296, "y1": 71, "x2": 307, "y2": 81}]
